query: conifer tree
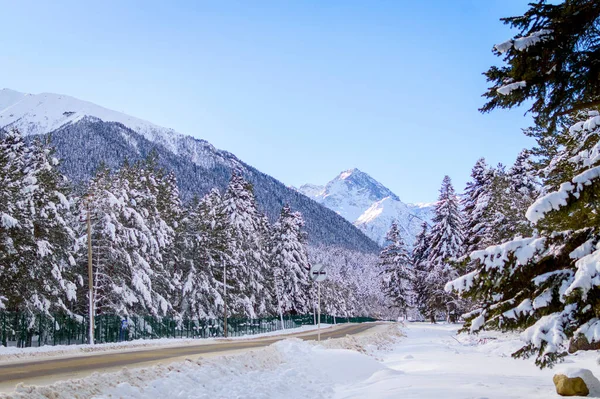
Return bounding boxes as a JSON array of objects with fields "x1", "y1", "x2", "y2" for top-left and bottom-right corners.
[
  {"x1": 411, "y1": 222, "x2": 431, "y2": 320},
  {"x1": 0, "y1": 130, "x2": 27, "y2": 311},
  {"x1": 449, "y1": 0, "x2": 600, "y2": 368},
  {"x1": 425, "y1": 176, "x2": 465, "y2": 322},
  {"x1": 461, "y1": 158, "x2": 494, "y2": 256},
  {"x1": 179, "y1": 190, "x2": 225, "y2": 319},
  {"x1": 449, "y1": 111, "x2": 600, "y2": 367},
  {"x1": 379, "y1": 222, "x2": 412, "y2": 313},
  {"x1": 505, "y1": 150, "x2": 538, "y2": 238},
  {"x1": 270, "y1": 205, "x2": 310, "y2": 315},
  {"x1": 80, "y1": 158, "x2": 175, "y2": 317},
  {"x1": 0, "y1": 131, "x2": 77, "y2": 314},
  {"x1": 481, "y1": 0, "x2": 600, "y2": 128},
  {"x1": 221, "y1": 172, "x2": 270, "y2": 318}
]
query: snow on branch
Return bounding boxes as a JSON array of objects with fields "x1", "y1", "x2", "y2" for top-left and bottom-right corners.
[
  {"x1": 527, "y1": 166, "x2": 600, "y2": 223},
  {"x1": 527, "y1": 112, "x2": 600, "y2": 224},
  {"x1": 497, "y1": 81, "x2": 527, "y2": 96},
  {"x1": 494, "y1": 29, "x2": 553, "y2": 53},
  {"x1": 514, "y1": 30, "x2": 553, "y2": 51},
  {"x1": 445, "y1": 270, "x2": 477, "y2": 294},
  {"x1": 565, "y1": 246, "x2": 600, "y2": 300},
  {"x1": 575, "y1": 318, "x2": 600, "y2": 346},
  {"x1": 471, "y1": 237, "x2": 547, "y2": 270},
  {"x1": 521, "y1": 304, "x2": 577, "y2": 357}
]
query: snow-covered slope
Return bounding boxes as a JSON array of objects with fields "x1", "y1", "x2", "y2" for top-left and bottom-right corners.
[
  {"x1": 0, "y1": 88, "x2": 239, "y2": 170},
  {"x1": 296, "y1": 183, "x2": 325, "y2": 199},
  {"x1": 299, "y1": 169, "x2": 434, "y2": 246},
  {"x1": 355, "y1": 197, "x2": 429, "y2": 246}
]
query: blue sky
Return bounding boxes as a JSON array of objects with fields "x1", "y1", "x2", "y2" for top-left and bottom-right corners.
[{"x1": 0, "y1": 0, "x2": 534, "y2": 203}]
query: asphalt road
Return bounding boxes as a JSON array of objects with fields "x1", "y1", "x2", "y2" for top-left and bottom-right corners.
[{"x1": 0, "y1": 322, "x2": 378, "y2": 388}]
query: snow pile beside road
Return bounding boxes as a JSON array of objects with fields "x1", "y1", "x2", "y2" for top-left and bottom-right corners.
[
  {"x1": 0, "y1": 324, "x2": 332, "y2": 364},
  {"x1": 321, "y1": 323, "x2": 404, "y2": 355},
  {"x1": 1, "y1": 332, "x2": 397, "y2": 399}
]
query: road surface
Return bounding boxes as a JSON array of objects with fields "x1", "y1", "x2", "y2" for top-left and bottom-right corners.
[{"x1": 0, "y1": 322, "x2": 379, "y2": 390}]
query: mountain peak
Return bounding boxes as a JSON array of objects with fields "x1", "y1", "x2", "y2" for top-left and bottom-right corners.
[
  {"x1": 338, "y1": 168, "x2": 362, "y2": 180},
  {"x1": 328, "y1": 168, "x2": 399, "y2": 202},
  {"x1": 298, "y1": 168, "x2": 435, "y2": 246}
]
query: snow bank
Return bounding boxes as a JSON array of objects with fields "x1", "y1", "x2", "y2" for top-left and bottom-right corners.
[
  {"x1": 1, "y1": 324, "x2": 402, "y2": 399},
  {"x1": 0, "y1": 324, "x2": 333, "y2": 364}
]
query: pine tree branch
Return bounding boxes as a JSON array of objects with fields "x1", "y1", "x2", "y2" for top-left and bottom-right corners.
[{"x1": 556, "y1": 100, "x2": 600, "y2": 117}]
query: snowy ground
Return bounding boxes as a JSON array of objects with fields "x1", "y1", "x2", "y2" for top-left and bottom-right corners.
[
  {"x1": 337, "y1": 323, "x2": 599, "y2": 399},
  {"x1": 3, "y1": 323, "x2": 600, "y2": 399},
  {"x1": 0, "y1": 323, "x2": 332, "y2": 364}
]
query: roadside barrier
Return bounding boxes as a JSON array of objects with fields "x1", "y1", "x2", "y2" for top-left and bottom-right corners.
[{"x1": 0, "y1": 312, "x2": 377, "y2": 348}]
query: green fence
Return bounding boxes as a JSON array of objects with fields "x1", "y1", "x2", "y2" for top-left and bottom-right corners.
[{"x1": 0, "y1": 312, "x2": 378, "y2": 348}]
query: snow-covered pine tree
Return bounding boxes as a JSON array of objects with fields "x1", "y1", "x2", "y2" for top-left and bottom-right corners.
[
  {"x1": 411, "y1": 222, "x2": 431, "y2": 320},
  {"x1": 0, "y1": 130, "x2": 27, "y2": 311},
  {"x1": 255, "y1": 213, "x2": 275, "y2": 317},
  {"x1": 379, "y1": 222, "x2": 412, "y2": 314},
  {"x1": 221, "y1": 172, "x2": 270, "y2": 318},
  {"x1": 505, "y1": 150, "x2": 538, "y2": 238},
  {"x1": 179, "y1": 189, "x2": 225, "y2": 320},
  {"x1": 122, "y1": 158, "x2": 174, "y2": 316},
  {"x1": 0, "y1": 131, "x2": 77, "y2": 315},
  {"x1": 448, "y1": 0, "x2": 600, "y2": 367},
  {"x1": 461, "y1": 158, "x2": 494, "y2": 256},
  {"x1": 79, "y1": 158, "x2": 174, "y2": 317},
  {"x1": 24, "y1": 137, "x2": 78, "y2": 313},
  {"x1": 269, "y1": 205, "x2": 310, "y2": 316},
  {"x1": 480, "y1": 0, "x2": 600, "y2": 129},
  {"x1": 425, "y1": 176, "x2": 465, "y2": 322},
  {"x1": 448, "y1": 111, "x2": 600, "y2": 367},
  {"x1": 483, "y1": 164, "x2": 513, "y2": 245}
]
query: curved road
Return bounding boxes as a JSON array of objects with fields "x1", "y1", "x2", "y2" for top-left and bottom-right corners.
[{"x1": 0, "y1": 323, "x2": 379, "y2": 389}]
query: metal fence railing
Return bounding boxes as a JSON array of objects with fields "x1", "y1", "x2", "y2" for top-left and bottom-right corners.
[{"x1": 0, "y1": 312, "x2": 378, "y2": 348}]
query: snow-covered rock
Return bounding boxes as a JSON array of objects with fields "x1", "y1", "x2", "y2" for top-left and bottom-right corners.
[
  {"x1": 299, "y1": 168, "x2": 434, "y2": 246},
  {"x1": 553, "y1": 368, "x2": 600, "y2": 397}
]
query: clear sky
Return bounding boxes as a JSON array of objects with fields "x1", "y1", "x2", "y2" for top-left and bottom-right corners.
[{"x1": 0, "y1": 0, "x2": 534, "y2": 203}]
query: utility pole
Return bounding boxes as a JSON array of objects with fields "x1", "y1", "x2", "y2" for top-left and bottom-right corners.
[
  {"x1": 317, "y1": 280, "x2": 321, "y2": 342},
  {"x1": 274, "y1": 270, "x2": 285, "y2": 330},
  {"x1": 223, "y1": 260, "x2": 227, "y2": 338},
  {"x1": 86, "y1": 196, "x2": 94, "y2": 345},
  {"x1": 309, "y1": 263, "x2": 327, "y2": 342}
]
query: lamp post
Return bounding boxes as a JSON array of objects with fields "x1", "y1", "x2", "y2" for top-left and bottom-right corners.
[
  {"x1": 223, "y1": 260, "x2": 227, "y2": 338},
  {"x1": 85, "y1": 194, "x2": 94, "y2": 345}
]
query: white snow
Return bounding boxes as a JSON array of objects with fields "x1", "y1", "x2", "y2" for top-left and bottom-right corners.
[
  {"x1": 497, "y1": 81, "x2": 527, "y2": 96},
  {"x1": 494, "y1": 29, "x2": 552, "y2": 53},
  {"x1": 495, "y1": 39, "x2": 514, "y2": 53},
  {"x1": 1, "y1": 213, "x2": 19, "y2": 228},
  {"x1": 527, "y1": 165, "x2": 600, "y2": 223},
  {"x1": 354, "y1": 196, "x2": 429, "y2": 246},
  {"x1": 0, "y1": 89, "x2": 241, "y2": 171},
  {"x1": 8, "y1": 323, "x2": 600, "y2": 398},
  {"x1": 514, "y1": 30, "x2": 553, "y2": 51},
  {"x1": 299, "y1": 169, "x2": 434, "y2": 246}
]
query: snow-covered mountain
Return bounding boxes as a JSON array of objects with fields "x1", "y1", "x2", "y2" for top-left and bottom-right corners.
[
  {"x1": 0, "y1": 88, "x2": 380, "y2": 253},
  {"x1": 0, "y1": 89, "x2": 239, "y2": 170},
  {"x1": 299, "y1": 169, "x2": 434, "y2": 246}
]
